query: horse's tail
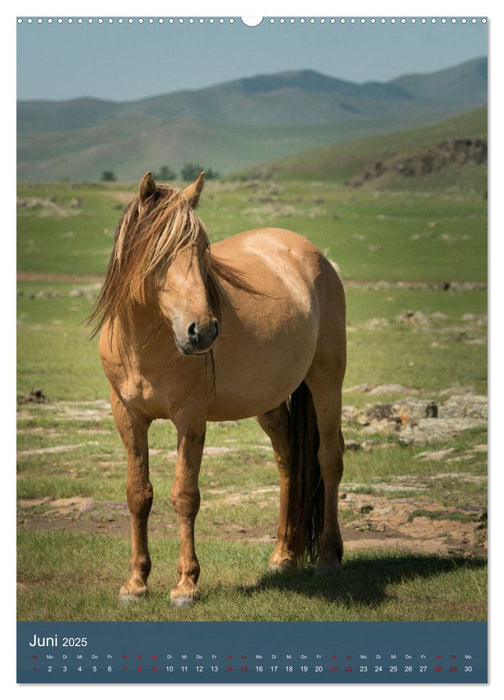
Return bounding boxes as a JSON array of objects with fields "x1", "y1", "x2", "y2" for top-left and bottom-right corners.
[{"x1": 286, "y1": 381, "x2": 324, "y2": 564}]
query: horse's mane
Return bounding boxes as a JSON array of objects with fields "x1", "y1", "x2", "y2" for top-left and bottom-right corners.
[{"x1": 87, "y1": 185, "x2": 254, "y2": 338}]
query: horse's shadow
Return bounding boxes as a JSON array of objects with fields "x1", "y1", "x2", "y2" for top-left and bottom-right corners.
[{"x1": 238, "y1": 552, "x2": 487, "y2": 608}]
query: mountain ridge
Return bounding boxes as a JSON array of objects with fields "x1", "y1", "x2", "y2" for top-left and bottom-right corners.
[
  {"x1": 18, "y1": 57, "x2": 486, "y2": 133},
  {"x1": 17, "y1": 57, "x2": 487, "y2": 182}
]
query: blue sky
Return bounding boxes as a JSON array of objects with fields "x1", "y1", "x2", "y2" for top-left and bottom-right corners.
[{"x1": 16, "y1": 16, "x2": 487, "y2": 102}]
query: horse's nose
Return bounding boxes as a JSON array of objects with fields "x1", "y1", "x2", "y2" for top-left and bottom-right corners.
[{"x1": 186, "y1": 319, "x2": 219, "y2": 352}]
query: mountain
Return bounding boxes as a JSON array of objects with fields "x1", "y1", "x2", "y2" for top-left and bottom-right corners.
[
  {"x1": 390, "y1": 57, "x2": 487, "y2": 104},
  {"x1": 17, "y1": 57, "x2": 487, "y2": 182}
]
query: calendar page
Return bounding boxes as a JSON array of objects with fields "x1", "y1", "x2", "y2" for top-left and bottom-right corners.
[{"x1": 16, "y1": 8, "x2": 488, "y2": 685}]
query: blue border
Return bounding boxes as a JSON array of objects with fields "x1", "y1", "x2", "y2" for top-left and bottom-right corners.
[{"x1": 17, "y1": 621, "x2": 487, "y2": 683}]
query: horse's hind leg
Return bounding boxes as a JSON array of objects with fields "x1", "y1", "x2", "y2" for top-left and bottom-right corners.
[
  {"x1": 304, "y1": 373, "x2": 345, "y2": 572},
  {"x1": 110, "y1": 388, "x2": 153, "y2": 601},
  {"x1": 257, "y1": 403, "x2": 295, "y2": 570}
]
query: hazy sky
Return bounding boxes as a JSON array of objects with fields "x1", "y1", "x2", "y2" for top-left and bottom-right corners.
[{"x1": 17, "y1": 16, "x2": 487, "y2": 102}]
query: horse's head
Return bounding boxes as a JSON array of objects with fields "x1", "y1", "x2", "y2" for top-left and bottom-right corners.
[
  {"x1": 90, "y1": 171, "x2": 221, "y2": 354},
  {"x1": 138, "y1": 171, "x2": 220, "y2": 356}
]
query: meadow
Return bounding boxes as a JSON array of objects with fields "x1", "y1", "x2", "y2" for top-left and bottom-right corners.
[{"x1": 17, "y1": 167, "x2": 487, "y2": 621}]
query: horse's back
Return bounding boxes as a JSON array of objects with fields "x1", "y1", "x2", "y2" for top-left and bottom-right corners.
[
  {"x1": 213, "y1": 227, "x2": 343, "y2": 311},
  {"x1": 214, "y1": 227, "x2": 327, "y2": 275}
]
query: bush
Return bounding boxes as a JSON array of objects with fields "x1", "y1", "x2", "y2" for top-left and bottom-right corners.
[
  {"x1": 155, "y1": 165, "x2": 176, "y2": 181},
  {"x1": 181, "y1": 163, "x2": 220, "y2": 181}
]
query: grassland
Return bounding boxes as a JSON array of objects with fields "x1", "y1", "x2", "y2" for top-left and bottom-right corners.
[
  {"x1": 17, "y1": 143, "x2": 487, "y2": 622},
  {"x1": 243, "y1": 107, "x2": 487, "y2": 184}
]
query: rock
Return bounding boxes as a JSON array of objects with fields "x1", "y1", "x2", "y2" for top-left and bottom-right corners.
[
  {"x1": 398, "y1": 417, "x2": 486, "y2": 447},
  {"x1": 20, "y1": 388, "x2": 46, "y2": 404},
  {"x1": 415, "y1": 447, "x2": 456, "y2": 461},
  {"x1": 396, "y1": 310, "x2": 430, "y2": 325},
  {"x1": 439, "y1": 394, "x2": 487, "y2": 421},
  {"x1": 344, "y1": 393, "x2": 486, "y2": 447},
  {"x1": 345, "y1": 440, "x2": 362, "y2": 451}
]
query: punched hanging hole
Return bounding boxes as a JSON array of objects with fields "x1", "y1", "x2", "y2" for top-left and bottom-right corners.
[{"x1": 241, "y1": 17, "x2": 263, "y2": 26}]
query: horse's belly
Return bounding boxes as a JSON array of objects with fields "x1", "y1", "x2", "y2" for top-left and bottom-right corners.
[
  {"x1": 207, "y1": 351, "x2": 313, "y2": 420},
  {"x1": 207, "y1": 303, "x2": 318, "y2": 420}
]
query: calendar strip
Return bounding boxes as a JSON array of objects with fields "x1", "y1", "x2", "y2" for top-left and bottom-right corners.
[{"x1": 17, "y1": 621, "x2": 487, "y2": 683}]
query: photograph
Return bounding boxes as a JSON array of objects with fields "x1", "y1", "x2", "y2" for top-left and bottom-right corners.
[{"x1": 16, "y1": 12, "x2": 487, "y2": 683}]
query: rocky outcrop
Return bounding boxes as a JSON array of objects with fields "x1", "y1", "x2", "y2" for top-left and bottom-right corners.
[{"x1": 347, "y1": 138, "x2": 487, "y2": 187}]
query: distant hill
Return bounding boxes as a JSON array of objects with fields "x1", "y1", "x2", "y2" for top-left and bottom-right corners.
[
  {"x1": 241, "y1": 108, "x2": 487, "y2": 187},
  {"x1": 390, "y1": 57, "x2": 487, "y2": 104},
  {"x1": 17, "y1": 57, "x2": 487, "y2": 182}
]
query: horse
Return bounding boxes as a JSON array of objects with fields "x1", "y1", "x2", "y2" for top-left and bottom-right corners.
[{"x1": 89, "y1": 171, "x2": 346, "y2": 607}]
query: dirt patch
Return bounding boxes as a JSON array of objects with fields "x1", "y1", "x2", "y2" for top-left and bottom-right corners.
[
  {"x1": 17, "y1": 272, "x2": 103, "y2": 283},
  {"x1": 17, "y1": 399, "x2": 111, "y2": 422},
  {"x1": 343, "y1": 279, "x2": 487, "y2": 291},
  {"x1": 149, "y1": 445, "x2": 238, "y2": 459},
  {"x1": 110, "y1": 190, "x2": 135, "y2": 207},
  {"x1": 243, "y1": 200, "x2": 324, "y2": 223},
  {"x1": 345, "y1": 383, "x2": 420, "y2": 396},
  {"x1": 339, "y1": 489, "x2": 486, "y2": 558},
  {"x1": 17, "y1": 196, "x2": 83, "y2": 218},
  {"x1": 18, "y1": 497, "x2": 130, "y2": 537},
  {"x1": 17, "y1": 478, "x2": 487, "y2": 559},
  {"x1": 18, "y1": 444, "x2": 87, "y2": 457}
]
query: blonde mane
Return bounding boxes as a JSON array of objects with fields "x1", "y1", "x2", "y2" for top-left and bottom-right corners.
[
  {"x1": 87, "y1": 186, "x2": 208, "y2": 336},
  {"x1": 88, "y1": 185, "x2": 255, "y2": 338}
]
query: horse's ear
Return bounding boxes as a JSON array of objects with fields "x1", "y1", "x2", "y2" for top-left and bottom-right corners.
[
  {"x1": 183, "y1": 172, "x2": 205, "y2": 208},
  {"x1": 139, "y1": 171, "x2": 156, "y2": 204}
]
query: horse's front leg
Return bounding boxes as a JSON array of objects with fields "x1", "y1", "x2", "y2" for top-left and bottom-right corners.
[
  {"x1": 110, "y1": 388, "x2": 153, "y2": 602},
  {"x1": 170, "y1": 419, "x2": 205, "y2": 607}
]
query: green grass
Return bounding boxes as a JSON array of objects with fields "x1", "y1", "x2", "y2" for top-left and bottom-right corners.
[
  {"x1": 203, "y1": 182, "x2": 487, "y2": 282},
  {"x1": 17, "y1": 283, "x2": 107, "y2": 400},
  {"x1": 17, "y1": 177, "x2": 487, "y2": 283},
  {"x1": 17, "y1": 531, "x2": 486, "y2": 622},
  {"x1": 407, "y1": 509, "x2": 475, "y2": 524}
]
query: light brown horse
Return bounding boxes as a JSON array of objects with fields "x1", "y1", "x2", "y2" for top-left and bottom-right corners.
[{"x1": 89, "y1": 171, "x2": 346, "y2": 607}]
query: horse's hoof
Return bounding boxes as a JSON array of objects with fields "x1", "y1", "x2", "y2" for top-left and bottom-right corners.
[
  {"x1": 314, "y1": 562, "x2": 342, "y2": 577},
  {"x1": 269, "y1": 562, "x2": 293, "y2": 572},
  {"x1": 119, "y1": 593, "x2": 142, "y2": 604},
  {"x1": 170, "y1": 594, "x2": 198, "y2": 608},
  {"x1": 170, "y1": 584, "x2": 200, "y2": 608},
  {"x1": 119, "y1": 584, "x2": 147, "y2": 603},
  {"x1": 268, "y1": 556, "x2": 294, "y2": 571}
]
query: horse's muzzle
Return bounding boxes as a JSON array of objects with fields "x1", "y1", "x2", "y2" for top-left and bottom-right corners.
[{"x1": 178, "y1": 319, "x2": 220, "y2": 355}]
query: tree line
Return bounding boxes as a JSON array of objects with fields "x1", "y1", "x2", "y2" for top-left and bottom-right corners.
[{"x1": 101, "y1": 163, "x2": 219, "y2": 182}]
